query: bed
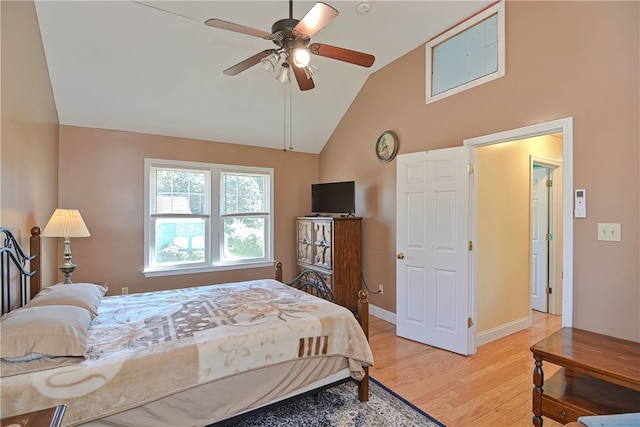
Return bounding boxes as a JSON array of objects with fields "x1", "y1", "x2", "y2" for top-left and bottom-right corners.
[{"x1": 0, "y1": 226, "x2": 373, "y2": 426}]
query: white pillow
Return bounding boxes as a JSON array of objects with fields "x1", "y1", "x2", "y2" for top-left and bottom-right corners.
[
  {"x1": 0, "y1": 305, "x2": 92, "y2": 359},
  {"x1": 26, "y1": 282, "x2": 107, "y2": 317}
]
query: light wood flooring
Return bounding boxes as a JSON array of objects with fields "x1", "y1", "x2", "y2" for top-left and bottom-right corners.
[{"x1": 368, "y1": 311, "x2": 564, "y2": 426}]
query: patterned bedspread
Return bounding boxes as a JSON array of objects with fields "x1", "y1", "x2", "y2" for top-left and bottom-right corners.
[{"x1": 0, "y1": 279, "x2": 374, "y2": 425}]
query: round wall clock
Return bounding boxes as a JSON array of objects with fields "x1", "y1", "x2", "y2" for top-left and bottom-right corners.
[{"x1": 375, "y1": 131, "x2": 398, "y2": 163}]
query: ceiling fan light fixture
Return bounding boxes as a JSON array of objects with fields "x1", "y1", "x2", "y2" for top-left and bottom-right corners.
[
  {"x1": 292, "y1": 48, "x2": 311, "y2": 68},
  {"x1": 260, "y1": 52, "x2": 280, "y2": 73},
  {"x1": 276, "y1": 62, "x2": 291, "y2": 83},
  {"x1": 304, "y1": 63, "x2": 319, "y2": 79}
]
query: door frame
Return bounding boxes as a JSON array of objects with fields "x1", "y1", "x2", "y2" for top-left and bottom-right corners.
[
  {"x1": 530, "y1": 157, "x2": 563, "y2": 316},
  {"x1": 464, "y1": 118, "x2": 574, "y2": 352}
]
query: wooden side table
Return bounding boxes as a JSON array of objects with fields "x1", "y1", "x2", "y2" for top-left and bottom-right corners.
[
  {"x1": 530, "y1": 328, "x2": 640, "y2": 426},
  {"x1": 1, "y1": 405, "x2": 66, "y2": 427}
]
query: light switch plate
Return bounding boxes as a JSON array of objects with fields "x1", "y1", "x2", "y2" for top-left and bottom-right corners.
[{"x1": 597, "y1": 223, "x2": 621, "y2": 242}]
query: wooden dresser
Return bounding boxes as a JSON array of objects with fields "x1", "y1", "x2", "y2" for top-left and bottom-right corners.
[
  {"x1": 530, "y1": 327, "x2": 640, "y2": 426},
  {"x1": 296, "y1": 216, "x2": 362, "y2": 312}
]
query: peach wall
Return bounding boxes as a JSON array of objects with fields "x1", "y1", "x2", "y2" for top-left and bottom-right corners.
[
  {"x1": 57, "y1": 126, "x2": 318, "y2": 295},
  {"x1": 320, "y1": 1, "x2": 639, "y2": 340},
  {"x1": 476, "y1": 135, "x2": 562, "y2": 333},
  {"x1": 1, "y1": 1, "x2": 59, "y2": 288}
]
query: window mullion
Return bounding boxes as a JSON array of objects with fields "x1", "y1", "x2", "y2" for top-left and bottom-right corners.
[{"x1": 210, "y1": 167, "x2": 221, "y2": 265}]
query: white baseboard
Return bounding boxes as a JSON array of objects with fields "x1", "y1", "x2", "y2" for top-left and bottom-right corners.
[
  {"x1": 476, "y1": 316, "x2": 531, "y2": 347},
  {"x1": 369, "y1": 304, "x2": 396, "y2": 324},
  {"x1": 370, "y1": 306, "x2": 531, "y2": 349}
]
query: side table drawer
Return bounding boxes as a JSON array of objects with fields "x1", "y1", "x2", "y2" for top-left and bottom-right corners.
[{"x1": 542, "y1": 396, "x2": 584, "y2": 424}]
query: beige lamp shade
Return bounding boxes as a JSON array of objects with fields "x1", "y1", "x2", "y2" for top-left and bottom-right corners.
[{"x1": 41, "y1": 209, "x2": 91, "y2": 238}]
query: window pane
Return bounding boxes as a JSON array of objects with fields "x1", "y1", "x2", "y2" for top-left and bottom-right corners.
[
  {"x1": 154, "y1": 217, "x2": 206, "y2": 265},
  {"x1": 432, "y1": 13, "x2": 498, "y2": 96},
  {"x1": 223, "y1": 173, "x2": 266, "y2": 214},
  {"x1": 153, "y1": 168, "x2": 207, "y2": 214},
  {"x1": 222, "y1": 217, "x2": 265, "y2": 261}
]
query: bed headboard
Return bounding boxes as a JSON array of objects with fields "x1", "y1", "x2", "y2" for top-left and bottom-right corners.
[{"x1": 0, "y1": 227, "x2": 41, "y2": 315}]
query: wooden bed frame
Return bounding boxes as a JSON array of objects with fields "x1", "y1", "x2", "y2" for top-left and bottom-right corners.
[{"x1": 1, "y1": 226, "x2": 370, "y2": 420}]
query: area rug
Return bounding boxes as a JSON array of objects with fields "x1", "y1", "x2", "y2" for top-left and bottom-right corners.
[{"x1": 223, "y1": 377, "x2": 445, "y2": 426}]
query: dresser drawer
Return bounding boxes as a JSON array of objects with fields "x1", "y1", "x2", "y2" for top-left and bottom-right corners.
[{"x1": 541, "y1": 396, "x2": 584, "y2": 424}]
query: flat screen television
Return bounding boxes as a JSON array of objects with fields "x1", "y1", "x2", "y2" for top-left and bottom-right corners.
[{"x1": 311, "y1": 181, "x2": 355, "y2": 216}]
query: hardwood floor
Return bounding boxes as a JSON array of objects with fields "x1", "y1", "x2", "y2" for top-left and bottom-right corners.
[{"x1": 368, "y1": 311, "x2": 564, "y2": 426}]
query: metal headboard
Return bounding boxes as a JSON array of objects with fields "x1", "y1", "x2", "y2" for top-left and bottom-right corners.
[
  {"x1": 287, "y1": 269, "x2": 336, "y2": 303},
  {"x1": 0, "y1": 227, "x2": 40, "y2": 315}
]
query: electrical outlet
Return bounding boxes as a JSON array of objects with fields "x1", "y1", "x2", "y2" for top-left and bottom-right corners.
[
  {"x1": 121, "y1": 287, "x2": 129, "y2": 295},
  {"x1": 378, "y1": 284, "x2": 384, "y2": 295}
]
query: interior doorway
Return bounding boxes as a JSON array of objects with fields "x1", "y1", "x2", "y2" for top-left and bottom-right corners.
[{"x1": 465, "y1": 118, "x2": 573, "y2": 349}]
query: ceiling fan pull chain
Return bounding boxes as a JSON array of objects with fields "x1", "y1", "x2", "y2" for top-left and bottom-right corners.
[
  {"x1": 289, "y1": 86, "x2": 294, "y2": 151},
  {"x1": 283, "y1": 84, "x2": 287, "y2": 151},
  {"x1": 283, "y1": 83, "x2": 293, "y2": 151}
]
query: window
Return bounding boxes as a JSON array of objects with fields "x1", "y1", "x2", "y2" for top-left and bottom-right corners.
[
  {"x1": 144, "y1": 159, "x2": 273, "y2": 277},
  {"x1": 426, "y1": 1, "x2": 505, "y2": 104}
]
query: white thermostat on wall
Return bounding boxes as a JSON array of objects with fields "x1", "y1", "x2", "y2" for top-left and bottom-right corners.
[{"x1": 574, "y1": 189, "x2": 586, "y2": 218}]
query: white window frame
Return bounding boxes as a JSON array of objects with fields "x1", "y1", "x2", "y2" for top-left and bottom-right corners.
[
  {"x1": 426, "y1": 1, "x2": 505, "y2": 104},
  {"x1": 143, "y1": 158, "x2": 274, "y2": 277}
]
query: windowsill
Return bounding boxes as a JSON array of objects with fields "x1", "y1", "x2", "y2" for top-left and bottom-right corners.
[{"x1": 142, "y1": 260, "x2": 276, "y2": 278}]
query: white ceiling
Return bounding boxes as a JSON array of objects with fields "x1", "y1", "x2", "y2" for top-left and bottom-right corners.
[{"x1": 35, "y1": 0, "x2": 491, "y2": 154}]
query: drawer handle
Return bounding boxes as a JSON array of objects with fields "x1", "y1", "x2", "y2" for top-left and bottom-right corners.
[{"x1": 560, "y1": 412, "x2": 567, "y2": 419}]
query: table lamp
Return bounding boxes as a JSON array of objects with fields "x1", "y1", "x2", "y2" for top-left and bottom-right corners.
[{"x1": 41, "y1": 209, "x2": 90, "y2": 284}]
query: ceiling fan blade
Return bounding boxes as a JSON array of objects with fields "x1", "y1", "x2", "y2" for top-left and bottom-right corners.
[
  {"x1": 223, "y1": 50, "x2": 276, "y2": 76},
  {"x1": 293, "y1": 2, "x2": 338, "y2": 39},
  {"x1": 205, "y1": 18, "x2": 276, "y2": 40},
  {"x1": 292, "y1": 64, "x2": 315, "y2": 91},
  {"x1": 309, "y1": 43, "x2": 375, "y2": 67}
]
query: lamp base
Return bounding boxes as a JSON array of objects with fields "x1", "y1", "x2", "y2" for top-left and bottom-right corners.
[{"x1": 59, "y1": 263, "x2": 76, "y2": 284}]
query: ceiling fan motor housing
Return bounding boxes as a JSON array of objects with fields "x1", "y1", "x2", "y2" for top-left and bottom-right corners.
[
  {"x1": 271, "y1": 18, "x2": 311, "y2": 63},
  {"x1": 272, "y1": 19, "x2": 307, "y2": 43}
]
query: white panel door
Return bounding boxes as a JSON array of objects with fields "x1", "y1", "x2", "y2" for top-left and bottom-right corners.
[
  {"x1": 396, "y1": 147, "x2": 472, "y2": 355},
  {"x1": 531, "y1": 166, "x2": 550, "y2": 312}
]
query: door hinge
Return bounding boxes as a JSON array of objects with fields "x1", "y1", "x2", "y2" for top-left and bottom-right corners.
[
  {"x1": 468, "y1": 317, "x2": 474, "y2": 328},
  {"x1": 468, "y1": 163, "x2": 474, "y2": 175},
  {"x1": 468, "y1": 241, "x2": 473, "y2": 251},
  {"x1": 546, "y1": 233, "x2": 553, "y2": 241},
  {"x1": 546, "y1": 179, "x2": 553, "y2": 188},
  {"x1": 546, "y1": 287, "x2": 552, "y2": 295}
]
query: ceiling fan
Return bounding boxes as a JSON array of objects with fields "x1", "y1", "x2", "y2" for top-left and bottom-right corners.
[{"x1": 204, "y1": 1, "x2": 375, "y2": 91}]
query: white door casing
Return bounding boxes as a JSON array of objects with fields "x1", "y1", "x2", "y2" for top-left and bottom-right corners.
[
  {"x1": 465, "y1": 117, "x2": 574, "y2": 328},
  {"x1": 396, "y1": 147, "x2": 473, "y2": 356}
]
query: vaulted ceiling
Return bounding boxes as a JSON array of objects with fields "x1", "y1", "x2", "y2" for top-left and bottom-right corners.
[{"x1": 35, "y1": 1, "x2": 491, "y2": 153}]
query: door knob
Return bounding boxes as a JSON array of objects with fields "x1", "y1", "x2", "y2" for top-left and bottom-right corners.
[{"x1": 397, "y1": 253, "x2": 405, "y2": 259}]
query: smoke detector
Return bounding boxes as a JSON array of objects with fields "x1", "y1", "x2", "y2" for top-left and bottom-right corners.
[{"x1": 356, "y1": 1, "x2": 372, "y2": 15}]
